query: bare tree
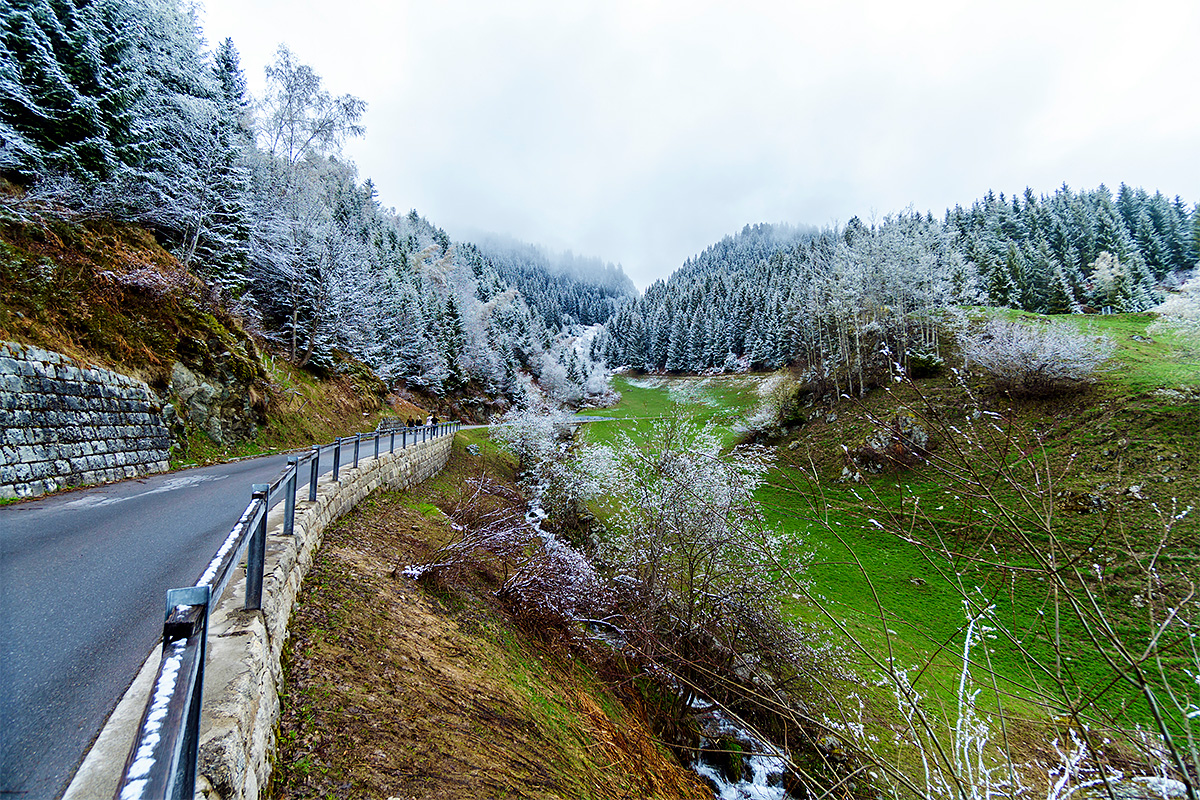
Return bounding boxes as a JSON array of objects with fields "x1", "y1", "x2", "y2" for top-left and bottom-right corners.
[
  {"x1": 963, "y1": 319, "x2": 1115, "y2": 397},
  {"x1": 256, "y1": 45, "x2": 365, "y2": 166}
]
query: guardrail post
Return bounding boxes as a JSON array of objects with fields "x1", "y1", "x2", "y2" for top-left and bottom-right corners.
[
  {"x1": 353, "y1": 434, "x2": 360, "y2": 469},
  {"x1": 247, "y1": 486, "x2": 268, "y2": 610},
  {"x1": 309, "y1": 445, "x2": 320, "y2": 501},
  {"x1": 166, "y1": 585, "x2": 208, "y2": 800},
  {"x1": 284, "y1": 458, "x2": 298, "y2": 537},
  {"x1": 402, "y1": 428, "x2": 407, "y2": 449},
  {"x1": 390, "y1": 429, "x2": 395, "y2": 453},
  {"x1": 332, "y1": 438, "x2": 341, "y2": 482},
  {"x1": 374, "y1": 431, "x2": 380, "y2": 460}
]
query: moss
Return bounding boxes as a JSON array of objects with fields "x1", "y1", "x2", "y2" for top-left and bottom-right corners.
[{"x1": 0, "y1": 210, "x2": 264, "y2": 388}]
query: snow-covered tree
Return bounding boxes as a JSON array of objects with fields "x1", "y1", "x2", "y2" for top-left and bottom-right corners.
[{"x1": 579, "y1": 414, "x2": 800, "y2": 672}]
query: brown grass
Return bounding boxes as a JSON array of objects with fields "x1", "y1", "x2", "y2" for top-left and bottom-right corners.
[{"x1": 271, "y1": 439, "x2": 711, "y2": 800}]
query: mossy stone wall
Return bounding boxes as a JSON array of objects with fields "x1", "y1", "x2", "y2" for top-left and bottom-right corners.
[{"x1": 0, "y1": 340, "x2": 169, "y2": 500}]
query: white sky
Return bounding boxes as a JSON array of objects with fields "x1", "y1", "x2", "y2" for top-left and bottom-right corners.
[{"x1": 199, "y1": 0, "x2": 1200, "y2": 291}]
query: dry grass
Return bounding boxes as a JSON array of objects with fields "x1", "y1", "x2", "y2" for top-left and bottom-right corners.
[{"x1": 271, "y1": 439, "x2": 711, "y2": 800}]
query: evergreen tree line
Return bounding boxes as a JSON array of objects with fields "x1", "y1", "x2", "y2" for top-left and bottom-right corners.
[
  {"x1": 470, "y1": 234, "x2": 636, "y2": 329},
  {"x1": 603, "y1": 215, "x2": 976, "y2": 395},
  {"x1": 0, "y1": 0, "x2": 615, "y2": 401},
  {"x1": 947, "y1": 183, "x2": 1199, "y2": 314},
  {"x1": 604, "y1": 186, "x2": 1198, "y2": 386}
]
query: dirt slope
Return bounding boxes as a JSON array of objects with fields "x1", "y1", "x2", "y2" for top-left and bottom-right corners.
[{"x1": 271, "y1": 435, "x2": 711, "y2": 800}]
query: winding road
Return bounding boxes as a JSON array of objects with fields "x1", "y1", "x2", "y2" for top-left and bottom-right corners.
[{"x1": 0, "y1": 438, "x2": 378, "y2": 800}]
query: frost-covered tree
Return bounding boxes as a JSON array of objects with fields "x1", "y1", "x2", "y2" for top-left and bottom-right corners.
[
  {"x1": 256, "y1": 45, "x2": 364, "y2": 167},
  {"x1": 579, "y1": 414, "x2": 800, "y2": 673},
  {"x1": 0, "y1": 0, "x2": 126, "y2": 181}
]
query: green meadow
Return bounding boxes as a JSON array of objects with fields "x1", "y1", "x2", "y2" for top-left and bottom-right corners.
[{"x1": 584, "y1": 312, "x2": 1200, "y2": 755}]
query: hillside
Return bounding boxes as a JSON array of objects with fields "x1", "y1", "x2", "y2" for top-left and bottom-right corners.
[
  {"x1": 0, "y1": 179, "x2": 632, "y2": 470},
  {"x1": 270, "y1": 430, "x2": 712, "y2": 800},
  {"x1": 579, "y1": 309, "x2": 1200, "y2": 797},
  {"x1": 603, "y1": 185, "x2": 1197, "y2": 378},
  {"x1": 1, "y1": 3, "x2": 624, "y2": 418},
  {"x1": 0, "y1": 200, "x2": 433, "y2": 468},
  {"x1": 469, "y1": 233, "x2": 637, "y2": 328}
]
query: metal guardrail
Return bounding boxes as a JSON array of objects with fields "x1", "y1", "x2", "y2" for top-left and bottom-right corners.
[{"x1": 112, "y1": 421, "x2": 459, "y2": 800}]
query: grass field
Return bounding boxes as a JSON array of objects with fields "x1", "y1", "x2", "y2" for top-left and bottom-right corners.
[{"x1": 586, "y1": 313, "x2": 1200, "y2": 772}]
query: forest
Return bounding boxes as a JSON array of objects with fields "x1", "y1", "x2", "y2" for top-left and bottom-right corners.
[
  {"x1": 4, "y1": 1, "x2": 1198, "y2": 402},
  {"x1": 0, "y1": 0, "x2": 629, "y2": 407},
  {"x1": 603, "y1": 187, "x2": 1198, "y2": 394}
]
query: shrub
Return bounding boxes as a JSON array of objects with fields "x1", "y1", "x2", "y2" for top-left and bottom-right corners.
[
  {"x1": 745, "y1": 372, "x2": 808, "y2": 438},
  {"x1": 963, "y1": 319, "x2": 1115, "y2": 397}
]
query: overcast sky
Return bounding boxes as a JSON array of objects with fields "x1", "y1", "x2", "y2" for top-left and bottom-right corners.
[{"x1": 200, "y1": 0, "x2": 1200, "y2": 291}]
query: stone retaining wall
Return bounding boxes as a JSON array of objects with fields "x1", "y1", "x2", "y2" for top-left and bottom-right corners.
[
  {"x1": 64, "y1": 431, "x2": 456, "y2": 800},
  {"x1": 0, "y1": 341, "x2": 169, "y2": 500},
  {"x1": 199, "y1": 433, "x2": 455, "y2": 799}
]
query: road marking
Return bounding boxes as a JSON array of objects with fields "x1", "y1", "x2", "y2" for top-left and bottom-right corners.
[{"x1": 57, "y1": 473, "x2": 232, "y2": 510}]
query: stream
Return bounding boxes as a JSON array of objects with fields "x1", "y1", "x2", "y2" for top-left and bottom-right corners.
[
  {"x1": 526, "y1": 480, "x2": 795, "y2": 799},
  {"x1": 688, "y1": 696, "x2": 791, "y2": 800}
]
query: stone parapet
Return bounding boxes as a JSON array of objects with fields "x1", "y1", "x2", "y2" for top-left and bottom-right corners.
[{"x1": 0, "y1": 341, "x2": 170, "y2": 499}]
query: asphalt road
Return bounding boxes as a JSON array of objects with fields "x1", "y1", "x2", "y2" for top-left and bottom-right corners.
[{"x1": 0, "y1": 435, "x2": 397, "y2": 800}]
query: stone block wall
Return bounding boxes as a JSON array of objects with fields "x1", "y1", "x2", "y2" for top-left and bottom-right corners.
[{"x1": 0, "y1": 341, "x2": 170, "y2": 500}]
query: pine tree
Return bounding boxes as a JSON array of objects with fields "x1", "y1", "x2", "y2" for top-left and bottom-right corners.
[
  {"x1": 172, "y1": 37, "x2": 252, "y2": 292},
  {"x1": 984, "y1": 252, "x2": 1018, "y2": 307},
  {"x1": 0, "y1": 0, "x2": 120, "y2": 181},
  {"x1": 1190, "y1": 203, "x2": 1200, "y2": 267},
  {"x1": 444, "y1": 295, "x2": 467, "y2": 389},
  {"x1": 1092, "y1": 188, "x2": 1135, "y2": 263},
  {"x1": 1166, "y1": 197, "x2": 1191, "y2": 273},
  {"x1": 665, "y1": 313, "x2": 688, "y2": 373},
  {"x1": 1046, "y1": 264, "x2": 1081, "y2": 314}
]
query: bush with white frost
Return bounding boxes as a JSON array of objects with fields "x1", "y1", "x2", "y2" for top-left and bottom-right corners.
[
  {"x1": 488, "y1": 385, "x2": 575, "y2": 475},
  {"x1": 745, "y1": 372, "x2": 807, "y2": 437},
  {"x1": 579, "y1": 416, "x2": 805, "y2": 673},
  {"x1": 1151, "y1": 273, "x2": 1200, "y2": 342},
  {"x1": 963, "y1": 319, "x2": 1115, "y2": 397}
]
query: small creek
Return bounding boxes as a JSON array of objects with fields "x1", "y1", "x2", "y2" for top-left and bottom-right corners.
[
  {"x1": 688, "y1": 696, "x2": 791, "y2": 800},
  {"x1": 527, "y1": 481, "x2": 796, "y2": 799}
]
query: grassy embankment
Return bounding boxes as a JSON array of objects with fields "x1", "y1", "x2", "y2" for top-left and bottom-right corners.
[
  {"x1": 0, "y1": 204, "x2": 427, "y2": 472},
  {"x1": 270, "y1": 428, "x2": 712, "y2": 800},
  {"x1": 585, "y1": 311, "x2": 1199, "y2": 772},
  {"x1": 172, "y1": 355, "x2": 427, "y2": 469}
]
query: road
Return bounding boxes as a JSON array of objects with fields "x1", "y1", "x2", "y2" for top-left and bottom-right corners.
[{"x1": 0, "y1": 435, "x2": 398, "y2": 800}]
